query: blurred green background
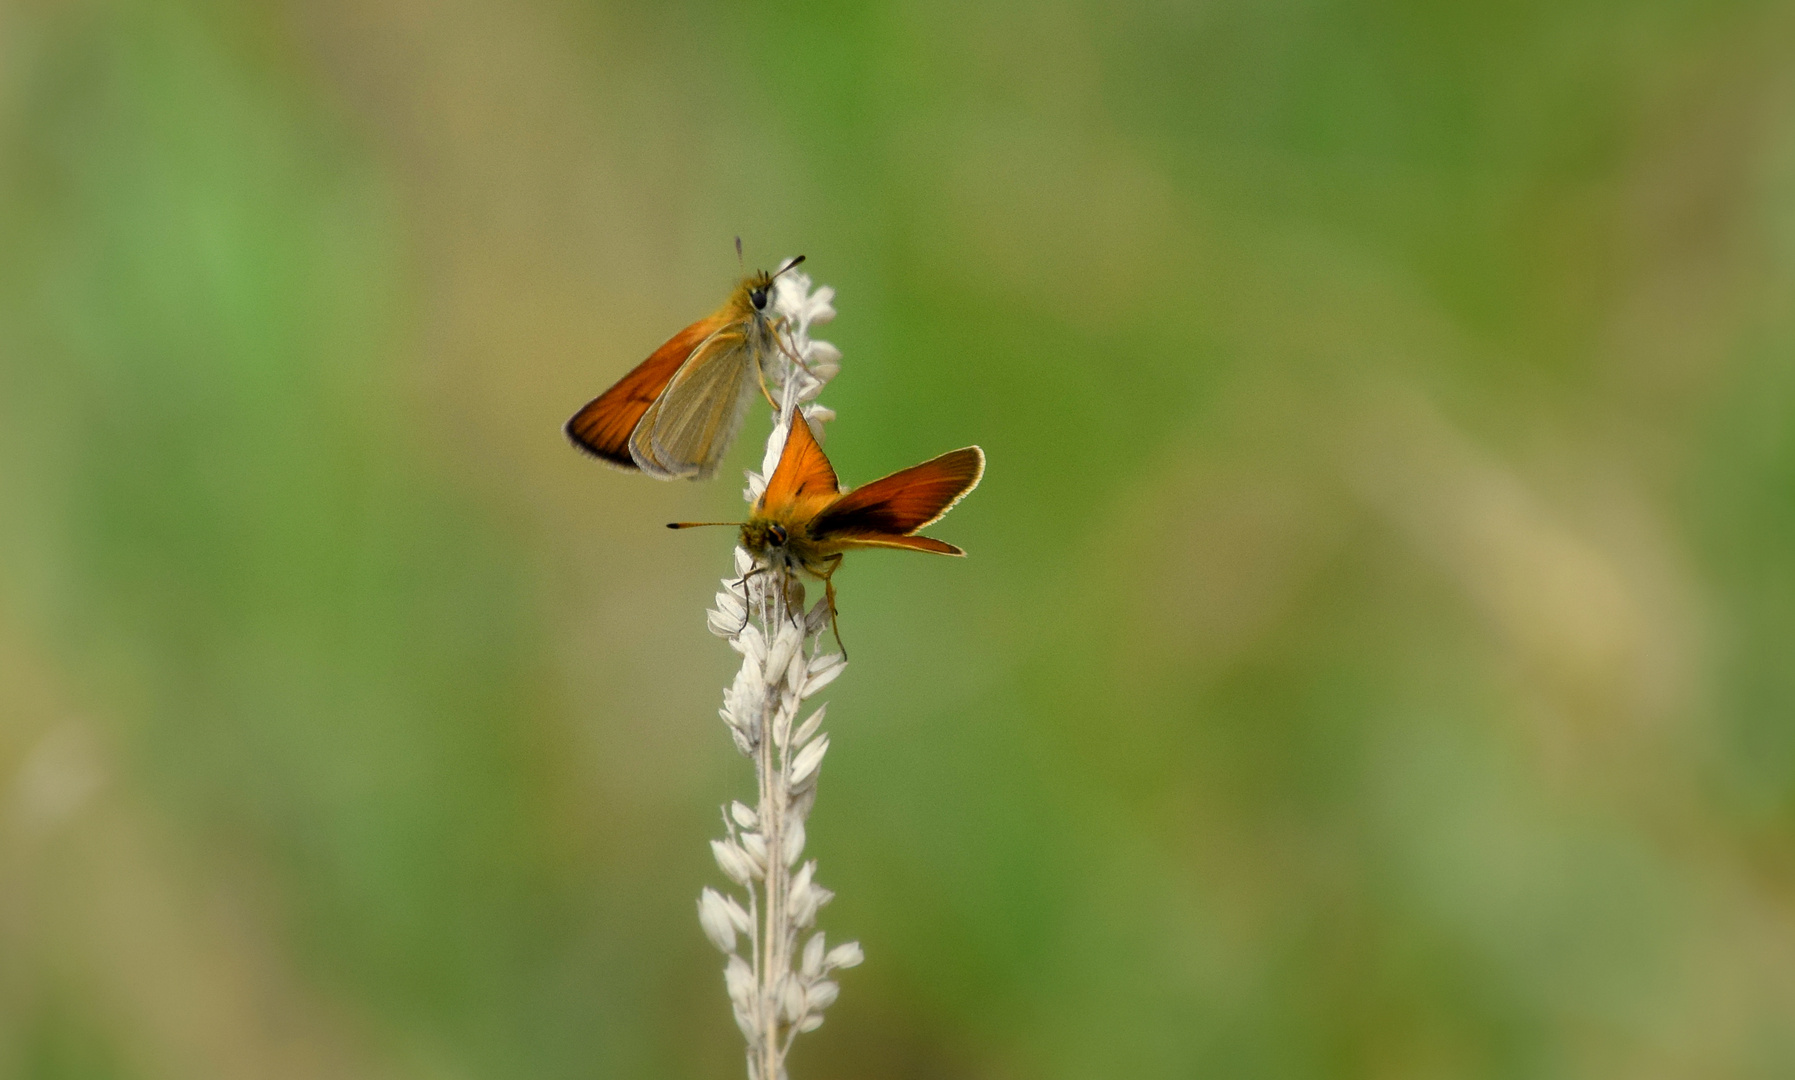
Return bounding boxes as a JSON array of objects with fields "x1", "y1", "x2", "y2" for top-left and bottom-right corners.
[{"x1": 4, "y1": 0, "x2": 1795, "y2": 1076}]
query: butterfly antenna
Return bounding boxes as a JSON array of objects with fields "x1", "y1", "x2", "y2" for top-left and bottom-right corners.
[
  {"x1": 774, "y1": 254, "x2": 806, "y2": 279},
  {"x1": 735, "y1": 236, "x2": 744, "y2": 267},
  {"x1": 667, "y1": 521, "x2": 742, "y2": 529}
]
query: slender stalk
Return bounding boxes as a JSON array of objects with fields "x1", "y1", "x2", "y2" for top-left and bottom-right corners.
[{"x1": 756, "y1": 622, "x2": 783, "y2": 1080}]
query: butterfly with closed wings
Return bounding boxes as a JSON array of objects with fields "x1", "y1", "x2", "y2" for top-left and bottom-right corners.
[{"x1": 566, "y1": 251, "x2": 809, "y2": 480}]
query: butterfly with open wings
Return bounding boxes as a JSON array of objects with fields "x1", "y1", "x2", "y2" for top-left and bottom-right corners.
[{"x1": 671, "y1": 410, "x2": 984, "y2": 650}]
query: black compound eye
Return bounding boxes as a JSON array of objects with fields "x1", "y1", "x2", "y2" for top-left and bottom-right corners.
[
  {"x1": 750, "y1": 287, "x2": 769, "y2": 310},
  {"x1": 767, "y1": 523, "x2": 788, "y2": 545}
]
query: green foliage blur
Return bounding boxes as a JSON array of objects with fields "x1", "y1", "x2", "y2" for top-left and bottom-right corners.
[{"x1": 4, "y1": 0, "x2": 1795, "y2": 1076}]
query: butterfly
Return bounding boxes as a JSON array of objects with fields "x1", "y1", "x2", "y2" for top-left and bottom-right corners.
[
  {"x1": 565, "y1": 251, "x2": 808, "y2": 480},
  {"x1": 671, "y1": 409, "x2": 985, "y2": 650}
]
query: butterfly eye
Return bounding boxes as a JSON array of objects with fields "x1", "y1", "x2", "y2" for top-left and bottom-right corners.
[
  {"x1": 768, "y1": 523, "x2": 788, "y2": 545},
  {"x1": 750, "y1": 287, "x2": 769, "y2": 311}
]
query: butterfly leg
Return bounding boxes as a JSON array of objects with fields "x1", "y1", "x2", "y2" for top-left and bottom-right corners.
[
  {"x1": 820, "y1": 555, "x2": 846, "y2": 659},
  {"x1": 752, "y1": 352, "x2": 780, "y2": 410},
  {"x1": 788, "y1": 576, "x2": 807, "y2": 636},
  {"x1": 756, "y1": 317, "x2": 820, "y2": 409},
  {"x1": 745, "y1": 562, "x2": 807, "y2": 638},
  {"x1": 766, "y1": 564, "x2": 805, "y2": 636},
  {"x1": 732, "y1": 564, "x2": 772, "y2": 635}
]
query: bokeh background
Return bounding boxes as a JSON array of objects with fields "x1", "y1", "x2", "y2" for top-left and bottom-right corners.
[{"x1": 4, "y1": 0, "x2": 1795, "y2": 1076}]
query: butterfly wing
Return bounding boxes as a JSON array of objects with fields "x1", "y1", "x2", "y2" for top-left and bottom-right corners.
[
  {"x1": 810, "y1": 447, "x2": 984, "y2": 549},
  {"x1": 629, "y1": 328, "x2": 761, "y2": 480},
  {"x1": 758, "y1": 411, "x2": 841, "y2": 521},
  {"x1": 825, "y1": 533, "x2": 965, "y2": 555},
  {"x1": 565, "y1": 313, "x2": 732, "y2": 470}
]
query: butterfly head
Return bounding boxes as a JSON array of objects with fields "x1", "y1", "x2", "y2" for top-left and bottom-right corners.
[
  {"x1": 740, "y1": 518, "x2": 790, "y2": 559},
  {"x1": 740, "y1": 255, "x2": 806, "y2": 316}
]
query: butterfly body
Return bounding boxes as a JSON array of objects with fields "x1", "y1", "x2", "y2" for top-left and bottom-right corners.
[{"x1": 566, "y1": 262, "x2": 798, "y2": 480}]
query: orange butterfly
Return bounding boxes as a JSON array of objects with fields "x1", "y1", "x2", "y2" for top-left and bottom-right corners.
[
  {"x1": 672, "y1": 410, "x2": 984, "y2": 648},
  {"x1": 565, "y1": 253, "x2": 807, "y2": 480}
]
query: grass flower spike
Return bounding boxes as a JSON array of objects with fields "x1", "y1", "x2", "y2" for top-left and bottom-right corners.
[{"x1": 699, "y1": 266, "x2": 861, "y2": 1080}]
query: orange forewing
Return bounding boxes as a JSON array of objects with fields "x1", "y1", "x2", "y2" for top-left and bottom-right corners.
[
  {"x1": 757, "y1": 411, "x2": 842, "y2": 523},
  {"x1": 565, "y1": 312, "x2": 731, "y2": 468},
  {"x1": 811, "y1": 448, "x2": 985, "y2": 542},
  {"x1": 758, "y1": 411, "x2": 983, "y2": 553}
]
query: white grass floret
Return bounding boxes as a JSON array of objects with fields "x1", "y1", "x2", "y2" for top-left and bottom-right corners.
[
  {"x1": 801, "y1": 933, "x2": 826, "y2": 977},
  {"x1": 725, "y1": 954, "x2": 757, "y2": 1014},
  {"x1": 712, "y1": 840, "x2": 759, "y2": 886},
  {"x1": 781, "y1": 818, "x2": 806, "y2": 868},
  {"x1": 824, "y1": 942, "x2": 863, "y2": 970},
  {"x1": 700, "y1": 888, "x2": 740, "y2": 953},
  {"x1": 730, "y1": 801, "x2": 759, "y2": 830},
  {"x1": 790, "y1": 736, "x2": 828, "y2": 785},
  {"x1": 792, "y1": 706, "x2": 826, "y2": 749}
]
